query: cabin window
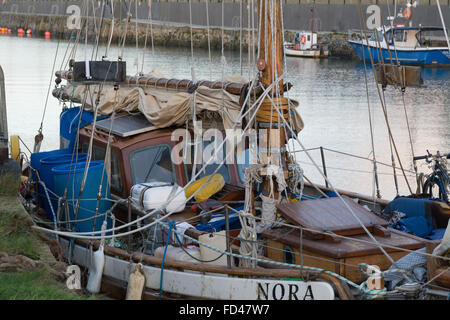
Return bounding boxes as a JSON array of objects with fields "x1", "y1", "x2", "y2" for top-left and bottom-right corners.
[
  {"x1": 110, "y1": 152, "x2": 123, "y2": 193},
  {"x1": 418, "y1": 29, "x2": 447, "y2": 47},
  {"x1": 81, "y1": 144, "x2": 123, "y2": 193},
  {"x1": 130, "y1": 144, "x2": 175, "y2": 185},
  {"x1": 369, "y1": 30, "x2": 385, "y2": 42},
  {"x1": 307, "y1": 35, "x2": 310, "y2": 41},
  {"x1": 184, "y1": 140, "x2": 231, "y2": 184},
  {"x1": 394, "y1": 30, "x2": 407, "y2": 42},
  {"x1": 283, "y1": 245, "x2": 295, "y2": 265}
]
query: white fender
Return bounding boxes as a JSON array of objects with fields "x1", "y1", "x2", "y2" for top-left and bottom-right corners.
[
  {"x1": 126, "y1": 263, "x2": 146, "y2": 300},
  {"x1": 86, "y1": 245, "x2": 105, "y2": 294}
]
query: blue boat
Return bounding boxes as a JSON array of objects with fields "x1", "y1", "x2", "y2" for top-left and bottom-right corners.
[{"x1": 349, "y1": 26, "x2": 450, "y2": 67}]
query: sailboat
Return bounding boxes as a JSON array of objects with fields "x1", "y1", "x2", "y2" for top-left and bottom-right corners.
[{"x1": 12, "y1": 0, "x2": 450, "y2": 300}]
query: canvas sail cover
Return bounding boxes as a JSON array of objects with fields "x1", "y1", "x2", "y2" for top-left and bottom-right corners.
[{"x1": 60, "y1": 76, "x2": 304, "y2": 133}]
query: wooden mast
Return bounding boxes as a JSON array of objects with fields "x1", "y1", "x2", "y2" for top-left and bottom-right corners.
[
  {"x1": 256, "y1": 0, "x2": 290, "y2": 199},
  {"x1": 257, "y1": 0, "x2": 284, "y2": 96}
]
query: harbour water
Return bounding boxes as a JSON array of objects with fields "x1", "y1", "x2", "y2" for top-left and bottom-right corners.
[{"x1": 1, "y1": 35, "x2": 449, "y2": 199}]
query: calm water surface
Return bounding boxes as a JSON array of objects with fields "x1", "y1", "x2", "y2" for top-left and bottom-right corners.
[{"x1": 0, "y1": 35, "x2": 449, "y2": 199}]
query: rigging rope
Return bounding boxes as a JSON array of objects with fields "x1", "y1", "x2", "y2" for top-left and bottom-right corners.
[{"x1": 357, "y1": 0, "x2": 413, "y2": 195}]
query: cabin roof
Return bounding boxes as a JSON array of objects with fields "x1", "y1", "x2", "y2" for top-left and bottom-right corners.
[
  {"x1": 80, "y1": 116, "x2": 176, "y2": 150},
  {"x1": 95, "y1": 113, "x2": 155, "y2": 138}
]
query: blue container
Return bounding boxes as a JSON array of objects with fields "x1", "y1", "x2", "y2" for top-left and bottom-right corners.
[
  {"x1": 30, "y1": 149, "x2": 70, "y2": 206},
  {"x1": 30, "y1": 149, "x2": 69, "y2": 184},
  {"x1": 39, "y1": 153, "x2": 87, "y2": 219},
  {"x1": 52, "y1": 160, "x2": 112, "y2": 233},
  {"x1": 60, "y1": 106, "x2": 109, "y2": 150}
]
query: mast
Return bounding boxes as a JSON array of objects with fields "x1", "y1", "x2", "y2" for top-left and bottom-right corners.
[{"x1": 256, "y1": 0, "x2": 289, "y2": 202}]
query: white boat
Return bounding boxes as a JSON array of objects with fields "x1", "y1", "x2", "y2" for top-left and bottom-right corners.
[{"x1": 285, "y1": 31, "x2": 328, "y2": 58}]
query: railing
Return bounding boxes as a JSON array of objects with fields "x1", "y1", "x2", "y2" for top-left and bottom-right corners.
[{"x1": 290, "y1": 145, "x2": 418, "y2": 199}]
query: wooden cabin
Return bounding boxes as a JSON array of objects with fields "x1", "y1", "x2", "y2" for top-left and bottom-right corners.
[{"x1": 262, "y1": 196, "x2": 428, "y2": 283}]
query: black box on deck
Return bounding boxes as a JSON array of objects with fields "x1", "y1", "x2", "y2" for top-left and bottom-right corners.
[{"x1": 72, "y1": 61, "x2": 126, "y2": 83}]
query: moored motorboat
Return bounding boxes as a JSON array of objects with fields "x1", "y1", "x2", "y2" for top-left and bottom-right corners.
[{"x1": 349, "y1": 26, "x2": 450, "y2": 67}]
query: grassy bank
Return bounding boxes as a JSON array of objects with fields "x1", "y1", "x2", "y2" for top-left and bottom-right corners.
[
  {"x1": 0, "y1": 171, "x2": 93, "y2": 300},
  {"x1": 0, "y1": 268, "x2": 91, "y2": 300}
]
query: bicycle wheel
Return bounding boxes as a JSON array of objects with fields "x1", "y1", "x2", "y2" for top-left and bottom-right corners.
[{"x1": 423, "y1": 175, "x2": 448, "y2": 202}]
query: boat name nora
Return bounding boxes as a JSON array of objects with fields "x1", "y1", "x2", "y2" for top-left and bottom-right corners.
[{"x1": 257, "y1": 282, "x2": 316, "y2": 300}]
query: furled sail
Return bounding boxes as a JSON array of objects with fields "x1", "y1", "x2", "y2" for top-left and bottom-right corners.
[{"x1": 56, "y1": 74, "x2": 304, "y2": 133}]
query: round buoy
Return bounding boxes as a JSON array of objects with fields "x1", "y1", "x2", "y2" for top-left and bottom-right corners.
[
  {"x1": 403, "y1": 7, "x2": 412, "y2": 20},
  {"x1": 300, "y1": 35, "x2": 307, "y2": 45},
  {"x1": 8, "y1": 29, "x2": 11, "y2": 34},
  {"x1": 44, "y1": 31, "x2": 51, "y2": 39},
  {"x1": 17, "y1": 28, "x2": 24, "y2": 37},
  {"x1": 26, "y1": 28, "x2": 32, "y2": 34}
]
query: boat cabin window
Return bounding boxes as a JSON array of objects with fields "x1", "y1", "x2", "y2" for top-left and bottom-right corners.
[
  {"x1": 81, "y1": 144, "x2": 123, "y2": 193},
  {"x1": 184, "y1": 140, "x2": 231, "y2": 184},
  {"x1": 307, "y1": 35, "x2": 310, "y2": 41},
  {"x1": 418, "y1": 29, "x2": 448, "y2": 47},
  {"x1": 283, "y1": 245, "x2": 295, "y2": 264},
  {"x1": 369, "y1": 30, "x2": 384, "y2": 42},
  {"x1": 386, "y1": 30, "x2": 393, "y2": 43},
  {"x1": 130, "y1": 144, "x2": 175, "y2": 185},
  {"x1": 394, "y1": 30, "x2": 407, "y2": 42}
]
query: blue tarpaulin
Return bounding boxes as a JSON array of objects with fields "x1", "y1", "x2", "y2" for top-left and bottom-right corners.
[
  {"x1": 385, "y1": 197, "x2": 435, "y2": 238},
  {"x1": 60, "y1": 107, "x2": 109, "y2": 150}
]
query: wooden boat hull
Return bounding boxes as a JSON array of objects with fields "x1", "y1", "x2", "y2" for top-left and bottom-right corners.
[
  {"x1": 59, "y1": 238, "x2": 336, "y2": 300},
  {"x1": 262, "y1": 227, "x2": 427, "y2": 284}
]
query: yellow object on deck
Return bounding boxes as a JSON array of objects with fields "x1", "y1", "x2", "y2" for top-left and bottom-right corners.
[
  {"x1": 185, "y1": 174, "x2": 225, "y2": 202},
  {"x1": 10, "y1": 135, "x2": 20, "y2": 162}
]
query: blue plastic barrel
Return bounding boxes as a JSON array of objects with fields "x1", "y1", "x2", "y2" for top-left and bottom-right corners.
[
  {"x1": 52, "y1": 160, "x2": 112, "y2": 233},
  {"x1": 30, "y1": 149, "x2": 70, "y2": 207},
  {"x1": 39, "y1": 153, "x2": 87, "y2": 219},
  {"x1": 30, "y1": 148, "x2": 69, "y2": 184}
]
